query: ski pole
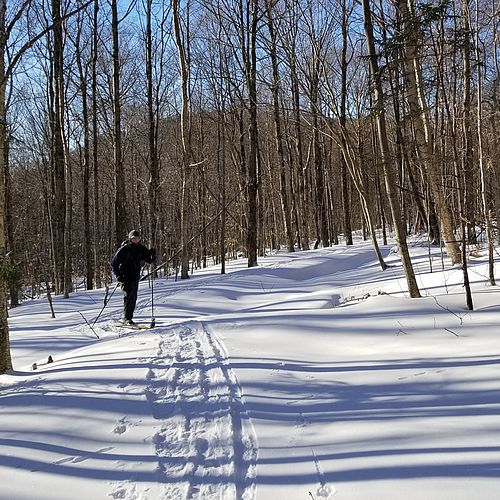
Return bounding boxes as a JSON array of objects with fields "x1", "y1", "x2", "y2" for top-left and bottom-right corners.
[
  {"x1": 92, "y1": 282, "x2": 120, "y2": 326},
  {"x1": 149, "y1": 269, "x2": 155, "y2": 328},
  {"x1": 79, "y1": 311, "x2": 100, "y2": 339}
]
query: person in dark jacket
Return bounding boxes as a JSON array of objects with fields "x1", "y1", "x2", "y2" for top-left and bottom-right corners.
[{"x1": 111, "y1": 230, "x2": 156, "y2": 325}]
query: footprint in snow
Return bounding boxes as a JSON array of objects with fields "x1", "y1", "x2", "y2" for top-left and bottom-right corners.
[
  {"x1": 143, "y1": 323, "x2": 258, "y2": 499},
  {"x1": 295, "y1": 412, "x2": 311, "y2": 428},
  {"x1": 109, "y1": 482, "x2": 139, "y2": 500},
  {"x1": 113, "y1": 417, "x2": 131, "y2": 435}
]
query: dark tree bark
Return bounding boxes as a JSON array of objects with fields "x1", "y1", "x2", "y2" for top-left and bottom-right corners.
[
  {"x1": 91, "y1": 0, "x2": 101, "y2": 287},
  {"x1": 74, "y1": 10, "x2": 93, "y2": 290},
  {"x1": 145, "y1": 0, "x2": 160, "y2": 251},
  {"x1": 0, "y1": 0, "x2": 11, "y2": 373},
  {"x1": 311, "y1": 78, "x2": 328, "y2": 248},
  {"x1": 51, "y1": 0, "x2": 66, "y2": 294},
  {"x1": 285, "y1": 14, "x2": 310, "y2": 250},
  {"x1": 172, "y1": 0, "x2": 193, "y2": 278},
  {"x1": 245, "y1": 0, "x2": 259, "y2": 267},
  {"x1": 461, "y1": 0, "x2": 475, "y2": 243},
  {"x1": 474, "y1": 0, "x2": 495, "y2": 285},
  {"x1": 264, "y1": 0, "x2": 294, "y2": 252},
  {"x1": 111, "y1": 0, "x2": 127, "y2": 246},
  {"x1": 395, "y1": 0, "x2": 461, "y2": 265},
  {"x1": 340, "y1": 0, "x2": 353, "y2": 246},
  {"x1": 363, "y1": 0, "x2": 421, "y2": 297}
]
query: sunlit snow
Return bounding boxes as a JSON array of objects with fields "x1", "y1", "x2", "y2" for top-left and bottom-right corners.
[{"x1": 1, "y1": 236, "x2": 500, "y2": 499}]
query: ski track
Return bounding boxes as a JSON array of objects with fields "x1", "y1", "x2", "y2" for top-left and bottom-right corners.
[{"x1": 112, "y1": 321, "x2": 257, "y2": 499}]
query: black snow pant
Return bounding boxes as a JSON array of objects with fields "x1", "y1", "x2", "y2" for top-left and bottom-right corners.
[{"x1": 122, "y1": 280, "x2": 139, "y2": 321}]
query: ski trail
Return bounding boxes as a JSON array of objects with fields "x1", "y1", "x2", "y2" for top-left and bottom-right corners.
[{"x1": 145, "y1": 322, "x2": 257, "y2": 499}]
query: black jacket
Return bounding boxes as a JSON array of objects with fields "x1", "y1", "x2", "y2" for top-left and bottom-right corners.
[{"x1": 111, "y1": 241, "x2": 154, "y2": 283}]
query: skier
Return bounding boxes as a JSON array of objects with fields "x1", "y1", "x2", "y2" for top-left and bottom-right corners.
[{"x1": 111, "y1": 230, "x2": 156, "y2": 326}]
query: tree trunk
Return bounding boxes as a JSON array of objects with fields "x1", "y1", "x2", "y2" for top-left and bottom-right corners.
[
  {"x1": 75, "y1": 13, "x2": 93, "y2": 290},
  {"x1": 363, "y1": 0, "x2": 421, "y2": 297},
  {"x1": 172, "y1": 0, "x2": 193, "y2": 278},
  {"x1": 475, "y1": 0, "x2": 495, "y2": 285},
  {"x1": 63, "y1": 125, "x2": 72, "y2": 299},
  {"x1": 396, "y1": 0, "x2": 461, "y2": 265},
  {"x1": 461, "y1": 219, "x2": 474, "y2": 310},
  {"x1": 265, "y1": 0, "x2": 294, "y2": 252},
  {"x1": 92, "y1": 0, "x2": 101, "y2": 287},
  {"x1": 112, "y1": 0, "x2": 127, "y2": 246},
  {"x1": 243, "y1": 0, "x2": 259, "y2": 267},
  {"x1": 311, "y1": 85, "x2": 329, "y2": 248},
  {"x1": 461, "y1": 0, "x2": 475, "y2": 243},
  {"x1": 340, "y1": 0, "x2": 353, "y2": 246},
  {"x1": 5, "y1": 127, "x2": 18, "y2": 307},
  {"x1": 290, "y1": 55, "x2": 310, "y2": 250},
  {"x1": 214, "y1": 15, "x2": 227, "y2": 274},
  {"x1": 0, "y1": 0, "x2": 12, "y2": 373},
  {"x1": 51, "y1": 0, "x2": 66, "y2": 294},
  {"x1": 218, "y1": 109, "x2": 227, "y2": 274},
  {"x1": 145, "y1": 0, "x2": 159, "y2": 251}
]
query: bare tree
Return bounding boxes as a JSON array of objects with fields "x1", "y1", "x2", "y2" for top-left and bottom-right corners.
[
  {"x1": 0, "y1": 0, "x2": 92, "y2": 373},
  {"x1": 300, "y1": 0, "x2": 330, "y2": 248},
  {"x1": 172, "y1": 0, "x2": 193, "y2": 278},
  {"x1": 339, "y1": 0, "x2": 353, "y2": 246},
  {"x1": 395, "y1": 0, "x2": 461, "y2": 265},
  {"x1": 474, "y1": 0, "x2": 495, "y2": 285},
  {"x1": 362, "y1": 0, "x2": 420, "y2": 297},
  {"x1": 263, "y1": 0, "x2": 294, "y2": 252},
  {"x1": 282, "y1": 0, "x2": 310, "y2": 250},
  {"x1": 242, "y1": 0, "x2": 260, "y2": 266},
  {"x1": 144, "y1": 0, "x2": 167, "y2": 252},
  {"x1": 0, "y1": 0, "x2": 11, "y2": 373},
  {"x1": 50, "y1": 0, "x2": 67, "y2": 294},
  {"x1": 70, "y1": 7, "x2": 93, "y2": 290},
  {"x1": 111, "y1": 0, "x2": 127, "y2": 246},
  {"x1": 91, "y1": 0, "x2": 101, "y2": 287}
]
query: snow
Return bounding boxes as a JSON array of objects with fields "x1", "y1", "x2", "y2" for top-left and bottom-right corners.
[{"x1": 2, "y1": 237, "x2": 500, "y2": 499}]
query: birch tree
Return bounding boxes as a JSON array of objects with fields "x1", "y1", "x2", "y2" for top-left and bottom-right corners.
[{"x1": 395, "y1": 0, "x2": 461, "y2": 264}]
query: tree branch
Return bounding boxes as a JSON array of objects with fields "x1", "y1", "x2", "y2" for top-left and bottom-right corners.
[{"x1": 2, "y1": 0, "x2": 94, "y2": 88}]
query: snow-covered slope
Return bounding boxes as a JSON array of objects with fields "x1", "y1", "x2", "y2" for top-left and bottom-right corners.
[{"x1": 2, "y1": 238, "x2": 500, "y2": 499}]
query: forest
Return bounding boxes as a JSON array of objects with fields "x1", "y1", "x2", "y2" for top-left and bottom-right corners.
[{"x1": 0, "y1": 0, "x2": 499, "y2": 371}]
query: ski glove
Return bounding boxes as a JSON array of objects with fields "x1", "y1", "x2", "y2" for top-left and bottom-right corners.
[{"x1": 150, "y1": 248, "x2": 157, "y2": 263}]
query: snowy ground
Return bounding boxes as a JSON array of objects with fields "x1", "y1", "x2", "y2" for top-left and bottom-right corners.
[{"x1": 2, "y1": 237, "x2": 500, "y2": 499}]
